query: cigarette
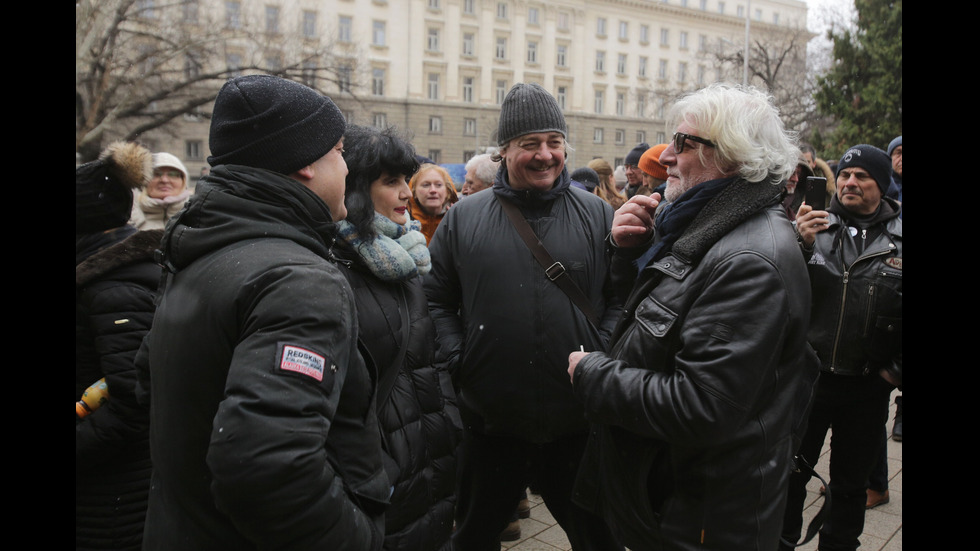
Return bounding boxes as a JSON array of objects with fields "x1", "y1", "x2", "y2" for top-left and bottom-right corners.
[{"x1": 580, "y1": 345, "x2": 585, "y2": 352}]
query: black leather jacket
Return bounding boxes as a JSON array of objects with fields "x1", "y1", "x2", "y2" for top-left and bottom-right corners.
[
  {"x1": 801, "y1": 196, "x2": 903, "y2": 384},
  {"x1": 572, "y1": 178, "x2": 818, "y2": 551}
]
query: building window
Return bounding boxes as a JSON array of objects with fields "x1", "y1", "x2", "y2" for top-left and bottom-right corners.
[
  {"x1": 557, "y1": 11, "x2": 569, "y2": 31},
  {"x1": 338, "y1": 15, "x2": 352, "y2": 42},
  {"x1": 697, "y1": 65, "x2": 706, "y2": 86},
  {"x1": 528, "y1": 6, "x2": 539, "y2": 25},
  {"x1": 773, "y1": 13, "x2": 780, "y2": 24},
  {"x1": 659, "y1": 59, "x2": 668, "y2": 79},
  {"x1": 615, "y1": 129, "x2": 625, "y2": 145},
  {"x1": 265, "y1": 53, "x2": 282, "y2": 71},
  {"x1": 372, "y1": 68, "x2": 385, "y2": 96},
  {"x1": 699, "y1": 34, "x2": 708, "y2": 52},
  {"x1": 680, "y1": 31, "x2": 688, "y2": 49},
  {"x1": 596, "y1": 17, "x2": 606, "y2": 36},
  {"x1": 619, "y1": 21, "x2": 628, "y2": 40},
  {"x1": 464, "y1": 118, "x2": 477, "y2": 136},
  {"x1": 428, "y1": 0, "x2": 440, "y2": 8},
  {"x1": 373, "y1": 113, "x2": 387, "y2": 128},
  {"x1": 617, "y1": 54, "x2": 627, "y2": 75},
  {"x1": 595, "y1": 51, "x2": 605, "y2": 73},
  {"x1": 616, "y1": 92, "x2": 625, "y2": 116},
  {"x1": 462, "y1": 77, "x2": 474, "y2": 102},
  {"x1": 496, "y1": 80, "x2": 507, "y2": 104},
  {"x1": 636, "y1": 130, "x2": 646, "y2": 144},
  {"x1": 338, "y1": 65, "x2": 352, "y2": 93},
  {"x1": 226, "y1": 53, "x2": 242, "y2": 77},
  {"x1": 496, "y1": 2, "x2": 507, "y2": 19},
  {"x1": 225, "y1": 1, "x2": 241, "y2": 29},
  {"x1": 718, "y1": 2, "x2": 725, "y2": 15},
  {"x1": 527, "y1": 41, "x2": 538, "y2": 63},
  {"x1": 428, "y1": 150, "x2": 441, "y2": 164},
  {"x1": 496, "y1": 37, "x2": 507, "y2": 59},
  {"x1": 640, "y1": 24, "x2": 649, "y2": 44},
  {"x1": 373, "y1": 20, "x2": 386, "y2": 46},
  {"x1": 637, "y1": 95, "x2": 646, "y2": 117},
  {"x1": 660, "y1": 28, "x2": 669, "y2": 46},
  {"x1": 639, "y1": 56, "x2": 648, "y2": 78},
  {"x1": 594, "y1": 89, "x2": 604, "y2": 114},
  {"x1": 463, "y1": 0, "x2": 475, "y2": 15},
  {"x1": 182, "y1": 0, "x2": 199, "y2": 23},
  {"x1": 301, "y1": 62, "x2": 315, "y2": 87},
  {"x1": 700, "y1": 0, "x2": 708, "y2": 9},
  {"x1": 738, "y1": 5, "x2": 744, "y2": 17},
  {"x1": 678, "y1": 61, "x2": 687, "y2": 83},
  {"x1": 556, "y1": 86, "x2": 567, "y2": 110},
  {"x1": 462, "y1": 32, "x2": 475, "y2": 56},
  {"x1": 429, "y1": 116, "x2": 442, "y2": 133},
  {"x1": 428, "y1": 73, "x2": 440, "y2": 100},
  {"x1": 428, "y1": 28, "x2": 440, "y2": 51},
  {"x1": 185, "y1": 140, "x2": 203, "y2": 161},
  {"x1": 265, "y1": 6, "x2": 279, "y2": 33},
  {"x1": 302, "y1": 10, "x2": 316, "y2": 38},
  {"x1": 556, "y1": 44, "x2": 567, "y2": 67},
  {"x1": 593, "y1": 128, "x2": 604, "y2": 144},
  {"x1": 184, "y1": 52, "x2": 202, "y2": 79}
]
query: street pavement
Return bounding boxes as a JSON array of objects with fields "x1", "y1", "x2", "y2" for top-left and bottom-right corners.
[{"x1": 501, "y1": 392, "x2": 903, "y2": 551}]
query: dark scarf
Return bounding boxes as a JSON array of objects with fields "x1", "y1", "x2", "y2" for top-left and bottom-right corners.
[{"x1": 634, "y1": 177, "x2": 735, "y2": 273}]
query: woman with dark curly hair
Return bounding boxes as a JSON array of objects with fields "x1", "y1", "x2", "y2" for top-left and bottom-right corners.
[{"x1": 334, "y1": 124, "x2": 462, "y2": 551}]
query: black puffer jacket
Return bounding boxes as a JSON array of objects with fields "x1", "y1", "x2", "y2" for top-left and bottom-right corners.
[
  {"x1": 424, "y1": 167, "x2": 621, "y2": 443},
  {"x1": 139, "y1": 165, "x2": 387, "y2": 551},
  {"x1": 335, "y1": 242, "x2": 462, "y2": 551},
  {"x1": 76, "y1": 227, "x2": 162, "y2": 550},
  {"x1": 572, "y1": 178, "x2": 819, "y2": 551}
]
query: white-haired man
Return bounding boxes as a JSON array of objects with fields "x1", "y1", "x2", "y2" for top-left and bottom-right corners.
[{"x1": 568, "y1": 84, "x2": 818, "y2": 550}]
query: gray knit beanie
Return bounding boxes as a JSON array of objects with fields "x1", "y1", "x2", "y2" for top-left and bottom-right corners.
[
  {"x1": 207, "y1": 75, "x2": 347, "y2": 175},
  {"x1": 497, "y1": 83, "x2": 567, "y2": 146},
  {"x1": 836, "y1": 144, "x2": 891, "y2": 195}
]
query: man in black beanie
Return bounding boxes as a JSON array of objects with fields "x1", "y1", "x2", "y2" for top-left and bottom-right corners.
[
  {"x1": 139, "y1": 75, "x2": 389, "y2": 550},
  {"x1": 623, "y1": 142, "x2": 650, "y2": 198},
  {"x1": 781, "y1": 144, "x2": 902, "y2": 551},
  {"x1": 425, "y1": 82, "x2": 623, "y2": 551}
]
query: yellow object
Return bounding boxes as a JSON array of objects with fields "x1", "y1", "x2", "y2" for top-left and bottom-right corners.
[{"x1": 76, "y1": 378, "x2": 110, "y2": 418}]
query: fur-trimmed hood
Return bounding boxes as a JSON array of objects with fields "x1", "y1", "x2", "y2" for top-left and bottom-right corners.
[{"x1": 76, "y1": 229, "x2": 163, "y2": 288}]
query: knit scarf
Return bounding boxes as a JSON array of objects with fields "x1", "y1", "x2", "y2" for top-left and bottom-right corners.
[
  {"x1": 634, "y1": 177, "x2": 734, "y2": 273},
  {"x1": 337, "y1": 213, "x2": 431, "y2": 281}
]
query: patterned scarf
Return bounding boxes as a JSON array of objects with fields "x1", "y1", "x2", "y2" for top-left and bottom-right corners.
[{"x1": 337, "y1": 213, "x2": 431, "y2": 281}]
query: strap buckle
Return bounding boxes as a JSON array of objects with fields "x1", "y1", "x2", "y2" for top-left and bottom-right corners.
[{"x1": 546, "y1": 262, "x2": 566, "y2": 281}]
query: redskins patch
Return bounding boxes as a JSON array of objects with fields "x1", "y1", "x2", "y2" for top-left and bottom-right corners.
[
  {"x1": 278, "y1": 344, "x2": 330, "y2": 382},
  {"x1": 883, "y1": 257, "x2": 902, "y2": 270}
]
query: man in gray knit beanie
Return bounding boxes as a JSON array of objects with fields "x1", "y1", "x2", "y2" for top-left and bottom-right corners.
[{"x1": 425, "y1": 83, "x2": 624, "y2": 550}]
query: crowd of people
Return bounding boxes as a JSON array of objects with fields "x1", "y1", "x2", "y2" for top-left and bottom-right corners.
[{"x1": 77, "y1": 74, "x2": 901, "y2": 551}]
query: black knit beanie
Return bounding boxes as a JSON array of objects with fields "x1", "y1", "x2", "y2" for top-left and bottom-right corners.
[
  {"x1": 497, "y1": 83, "x2": 567, "y2": 146},
  {"x1": 625, "y1": 143, "x2": 650, "y2": 166},
  {"x1": 76, "y1": 141, "x2": 152, "y2": 234},
  {"x1": 207, "y1": 75, "x2": 347, "y2": 174},
  {"x1": 836, "y1": 144, "x2": 891, "y2": 195},
  {"x1": 571, "y1": 167, "x2": 600, "y2": 191}
]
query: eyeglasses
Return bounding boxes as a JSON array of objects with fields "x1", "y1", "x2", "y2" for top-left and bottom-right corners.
[{"x1": 672, "y1": 132, "x2": 715, "y2": 154}]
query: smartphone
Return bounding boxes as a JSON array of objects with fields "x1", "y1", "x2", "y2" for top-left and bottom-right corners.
[{"x1": 803, "y1": 176, "x2": 827, "y2": 211}]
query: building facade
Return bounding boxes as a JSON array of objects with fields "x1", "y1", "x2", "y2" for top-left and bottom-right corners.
[{"x1": 134, "y1": 0, "x2": 808, "y2": 178}]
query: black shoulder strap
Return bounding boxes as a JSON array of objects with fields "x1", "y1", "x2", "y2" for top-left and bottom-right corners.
[
  {"x1": 496, "y1": 194, "x2": 600, "y2": 328},
  {"x1": 781, "y1": 455, "x2": 832, "y2": 548}
]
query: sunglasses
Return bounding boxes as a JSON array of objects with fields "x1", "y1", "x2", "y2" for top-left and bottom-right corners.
[{"x1": 672, "y1": 132, "x2": 715, "y2": 154}]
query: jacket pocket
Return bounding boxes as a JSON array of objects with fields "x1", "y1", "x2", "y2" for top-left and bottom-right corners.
[{"x1": 634, "y1": 296, "x2": 677, "y2": 338}]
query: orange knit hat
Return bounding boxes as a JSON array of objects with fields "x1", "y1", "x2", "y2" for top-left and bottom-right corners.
[{"x1": 638, "y1": 143, "x2": 669, "y2": 180}]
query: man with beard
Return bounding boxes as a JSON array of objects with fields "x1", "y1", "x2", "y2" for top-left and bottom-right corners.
[{"x1": 567, "y1": 84, "x2": 817, "y2": 550}]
